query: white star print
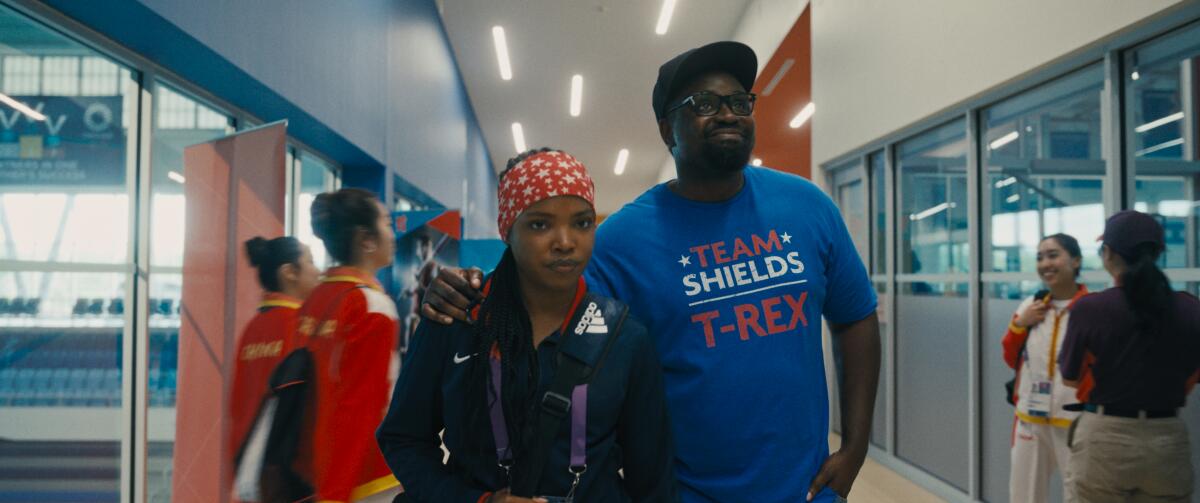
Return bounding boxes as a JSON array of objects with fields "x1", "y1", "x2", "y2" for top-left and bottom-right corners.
[
  {"x1": 537, "y1": 169, "x2": 550, "y2": 178},
  {"x1": 522, "y1": 186, "x2": 534, "y2": 196},
  {"x1": 781, "y1": 232, "x2": 792, "y2": 243},
  {"x1": 558, "y1": 160, "x2": 570, "y2": 169},
  {"x1": 678, "y1": 255, "x2": 691, "y2": 267},
  {"x1": 563, "y1": 174, "x2": 577, "y2": 184},
  {"x1": 531, "y1": 158, "x2": 545, "y2": 167},
  {"x1": 549, "y1": 190, "x2": 559, "y2": 197},
  {"x1": 517, "y1": 174, "x2": 529, "y2": 185}
]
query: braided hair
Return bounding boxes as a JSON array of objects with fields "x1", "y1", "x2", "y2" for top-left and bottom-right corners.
[{"x1": 464, "y1": 147, "x2": 559, "y2": 473}]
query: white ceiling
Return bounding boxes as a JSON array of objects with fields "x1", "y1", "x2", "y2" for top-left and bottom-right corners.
[{"x1": 438, "y1": 0, "x2": 753, "y2": 214}]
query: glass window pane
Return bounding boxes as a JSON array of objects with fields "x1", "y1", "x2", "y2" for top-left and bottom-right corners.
[
  {"x1": 2, "y1": 55, "x2": 40, "y2": 94},
  {"x1": 984, "y1": 65, "x2": 1107, "y2": 274},
  {"x1": 1126, "y1": 21, "x2": 1200, "y2": 269},
  {"x1": 298, "y1": 151, "x2": 337, "y2": 269},
  {"x1": 41, "y1": 56, "x2": 78, "y2": 96},
  {"x1": 870, "y1": 151, "x2": 888, "y2": 274},
  {"x1": 898, "y1": 120, "x2": 969, "y2": 274},
  {"x1": 832, "y1": 161, "x2": 868, "y2": 265},
  {"x1": 871, "y1": 281, "x2": 888, "y2": 449},
  {"x1": 895, "y1": 281, "x2": 969, "y2": 490},
  {"x1": 0, "y1": 5, "x2": 137, "y2": 500},
  {"x1": 80, "y1": 57, "x2": 119, "y2": 96},
  {"x1": 147, "y1": 82, "x2": 233, "y2": 499}
]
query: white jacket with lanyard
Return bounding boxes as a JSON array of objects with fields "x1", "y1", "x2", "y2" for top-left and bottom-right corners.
[{"x1": 1008, "y1": 288, "x2": 1087, "y2": 428}]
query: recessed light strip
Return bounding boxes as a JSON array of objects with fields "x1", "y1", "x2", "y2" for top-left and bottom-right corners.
[
  {"x1": 1134, "y1": 111, "x2": 1184, "y2": 133},
  {"x1": 492, "y1": 26, "x2": 513, "y2": 81},
  {"x1": 511, "y1": 122, "x2": 526, "y2": 153},
  {"x1": 761, "y1": 59, "x2": 794, "y2": 97},
  {"x1": 614, "y1": 149, "x2": 629, "y2": 175},
  {"x1": 655, "y1": 0, "x2": 676, "y2": 35},
  {"x1": 0, "y1": 92, "x2": 47, "y2": 121},
  {"x1": 988, "y1": 131, "x2": 1019, "y2": 150},
  {"x1": 789, "y1": 102, "x2": 815, "y2": 129},
  {"x1": 570, "y1": 75, "x2": 583, "y2": 117}
]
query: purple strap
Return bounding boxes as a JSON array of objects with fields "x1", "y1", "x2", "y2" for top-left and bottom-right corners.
[
  {"x1": 487, "y1": 354, "x2": 589, "y2": 470},
  {"x1": 489, "y1": 355, "x2": 511, "y2": 463},
  {"x1": 570, "y1": 384, "x2": 587, "y2": 469}
]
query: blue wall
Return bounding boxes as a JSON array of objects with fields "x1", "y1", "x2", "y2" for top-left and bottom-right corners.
[{"x1": 42, "y1": 0, "x2": 497, "y2": 236}]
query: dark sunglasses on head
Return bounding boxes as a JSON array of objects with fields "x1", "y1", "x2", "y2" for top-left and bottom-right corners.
[{"x1": 666, "y1": 91, "x2": 757, "y2": 117}]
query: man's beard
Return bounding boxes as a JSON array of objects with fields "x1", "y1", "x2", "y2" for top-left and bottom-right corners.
[{"x1": 701, "y1": 135, "x2": 754, "y2": 173}]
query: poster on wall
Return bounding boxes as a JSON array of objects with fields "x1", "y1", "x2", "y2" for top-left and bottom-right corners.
[
  {"x1": 0, "y1": 96, "x2": 125, "y2": 186},
  {"x1": 392, "y1": 210, "x2": 461, "y2": 355}
]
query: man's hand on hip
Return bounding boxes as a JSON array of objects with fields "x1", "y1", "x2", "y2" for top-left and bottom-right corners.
[{"x1": 807, "y1": 447, "x2": 866, "y2": 500}]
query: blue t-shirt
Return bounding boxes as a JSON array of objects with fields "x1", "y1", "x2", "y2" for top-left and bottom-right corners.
[{"x1": 584, "y1": 166, "x2": 877, "y2": 503}]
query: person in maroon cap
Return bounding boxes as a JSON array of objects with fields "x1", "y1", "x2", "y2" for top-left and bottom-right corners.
[{"x1": 1058, "y1": 210, "x2": 1200, "y2": 502}]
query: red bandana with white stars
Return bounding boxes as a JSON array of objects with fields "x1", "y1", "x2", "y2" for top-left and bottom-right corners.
[{"x1": 497, "y1": 150, "x2": 595, "y2": 239}]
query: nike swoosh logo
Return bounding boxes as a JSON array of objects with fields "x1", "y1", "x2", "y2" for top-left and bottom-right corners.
[{"x1": 453, "y1": 353, "x2": 473, "y2": 364}]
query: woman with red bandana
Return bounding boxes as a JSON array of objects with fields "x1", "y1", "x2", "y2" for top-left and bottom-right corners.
[
  {"x1": 299, "y1": 188, "x2": 401, "y2": 502},
  {"x1": 377, "y1": 148, "x2": 677, "y2": 503},
  {"x1": 229, "y1": 236, "x2": 320, "y2": 498}
]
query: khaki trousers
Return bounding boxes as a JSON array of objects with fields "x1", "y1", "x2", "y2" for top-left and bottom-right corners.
[{"x1": 1065, "y1": 410, "x2": 1193, "y2": 503}]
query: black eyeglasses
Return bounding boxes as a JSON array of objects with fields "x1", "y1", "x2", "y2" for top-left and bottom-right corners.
[{"x1": 665, "y1": 92, "x2": 757, "y2": 117}]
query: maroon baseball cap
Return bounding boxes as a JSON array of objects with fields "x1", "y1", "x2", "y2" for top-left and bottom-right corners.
[{"x1": 1100, "y1": 210, "x2": 1165, "y2": 257}]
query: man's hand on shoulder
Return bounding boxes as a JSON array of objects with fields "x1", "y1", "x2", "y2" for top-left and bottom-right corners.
[{"x1": 420, "y1": 266, "x2": 485, "y2": 325}]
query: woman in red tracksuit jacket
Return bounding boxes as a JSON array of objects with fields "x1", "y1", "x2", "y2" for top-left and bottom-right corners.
[
  {"x1": 228, "y1": 236, "x2": 321, "y2": 494},
  {"x1": 298, "y1": 188, "x2": 401, "y2": 502}
]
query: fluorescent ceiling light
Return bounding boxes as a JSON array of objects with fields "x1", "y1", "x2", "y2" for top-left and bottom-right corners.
[
  {"x1": 0, "y1": 92, "x2": 46, "y2": 121},
  {"x1": 994, "y1": 176, "x2": 1017, "y2": 189},
  {"x1": 760, "y1": 59, "x2": 794, "y2": 97},
  {"x1": 570, "y1": 75, "x2": 583, "y2": 117},
  {"x1": 655, "y1": 0, "x2": 676, "y2": 35},
  {"x1": 908, "y1": 202, "x2": 955, "y2": 222},
  {"x1": 751, "y1": 158, "x2": 763, "y2": 166},
  {"x1": 1134, "y1": 137, "x2": 1183, "y2": 157},
  {"x1": 789, "y1": 102, "x2": 815, "y2": 129},
  {"x1": 614, "y1": 148, "x2": 629, "y2": 175},
  {"x1": 167, "y1": 171, "x2": 186, "y2": 184},
  {"x1": 511, "y1": 122, "x2": 526, "y2": 153},
  {"x1": 988, "y1": 131, "x2": 1019, "y2": 150},
  {"x1": 1134, "y1": 111, "x2": 1184, "y2": 133},
  {"x1": 1005, "y1": 194, "x2": 1020, "y2": 204},
  {"x1": 492, "y1": 26, "x2": 513, "y2": 81}
]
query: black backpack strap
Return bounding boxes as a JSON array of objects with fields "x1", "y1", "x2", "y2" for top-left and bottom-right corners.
[{"x1": 515, "y1": 293, "x2": 629, "y2": 496}]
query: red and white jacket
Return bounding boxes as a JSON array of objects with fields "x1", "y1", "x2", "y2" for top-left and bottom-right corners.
[
  {"x1": 1002, "y1": 285, "x2": 1089, "y2": 428},
  {"x1": 228, "y1": 292, "x2": 302, "y2": 490},
  {"x1": 297, "y1": 267, "x2": 400, "y2": 502}
]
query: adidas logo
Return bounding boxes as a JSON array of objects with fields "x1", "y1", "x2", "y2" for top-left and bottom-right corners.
[{"x1": 573, "y1": 302, "x2": 608, "y2": 335}]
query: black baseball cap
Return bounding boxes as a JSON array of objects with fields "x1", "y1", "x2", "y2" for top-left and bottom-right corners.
[
  {"x1": 652, "y1": 41, "x2": 758, "y2": 120},
  {"x1": 1101, "y1": 210, "x2": 1165, "y2": 257}
]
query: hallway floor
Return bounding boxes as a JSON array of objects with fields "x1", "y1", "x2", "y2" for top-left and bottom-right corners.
[{"x1": 830, "y1": 434, "x2": 946, "y2": 502}]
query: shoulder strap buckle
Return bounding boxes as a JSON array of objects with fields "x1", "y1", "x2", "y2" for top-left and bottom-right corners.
[{"x1": 541, "y1": 390, "x2": 572, "y2": 418}]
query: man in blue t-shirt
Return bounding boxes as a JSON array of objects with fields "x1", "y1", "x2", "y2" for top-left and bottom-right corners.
[{"x1": 423, "y1": 41, "x2": 880, "y2": 503}]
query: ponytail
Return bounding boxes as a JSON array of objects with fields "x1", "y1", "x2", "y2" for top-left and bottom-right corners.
[{"x1": 1118, "y1": 242, "x2": 1173, "y2": 335}]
